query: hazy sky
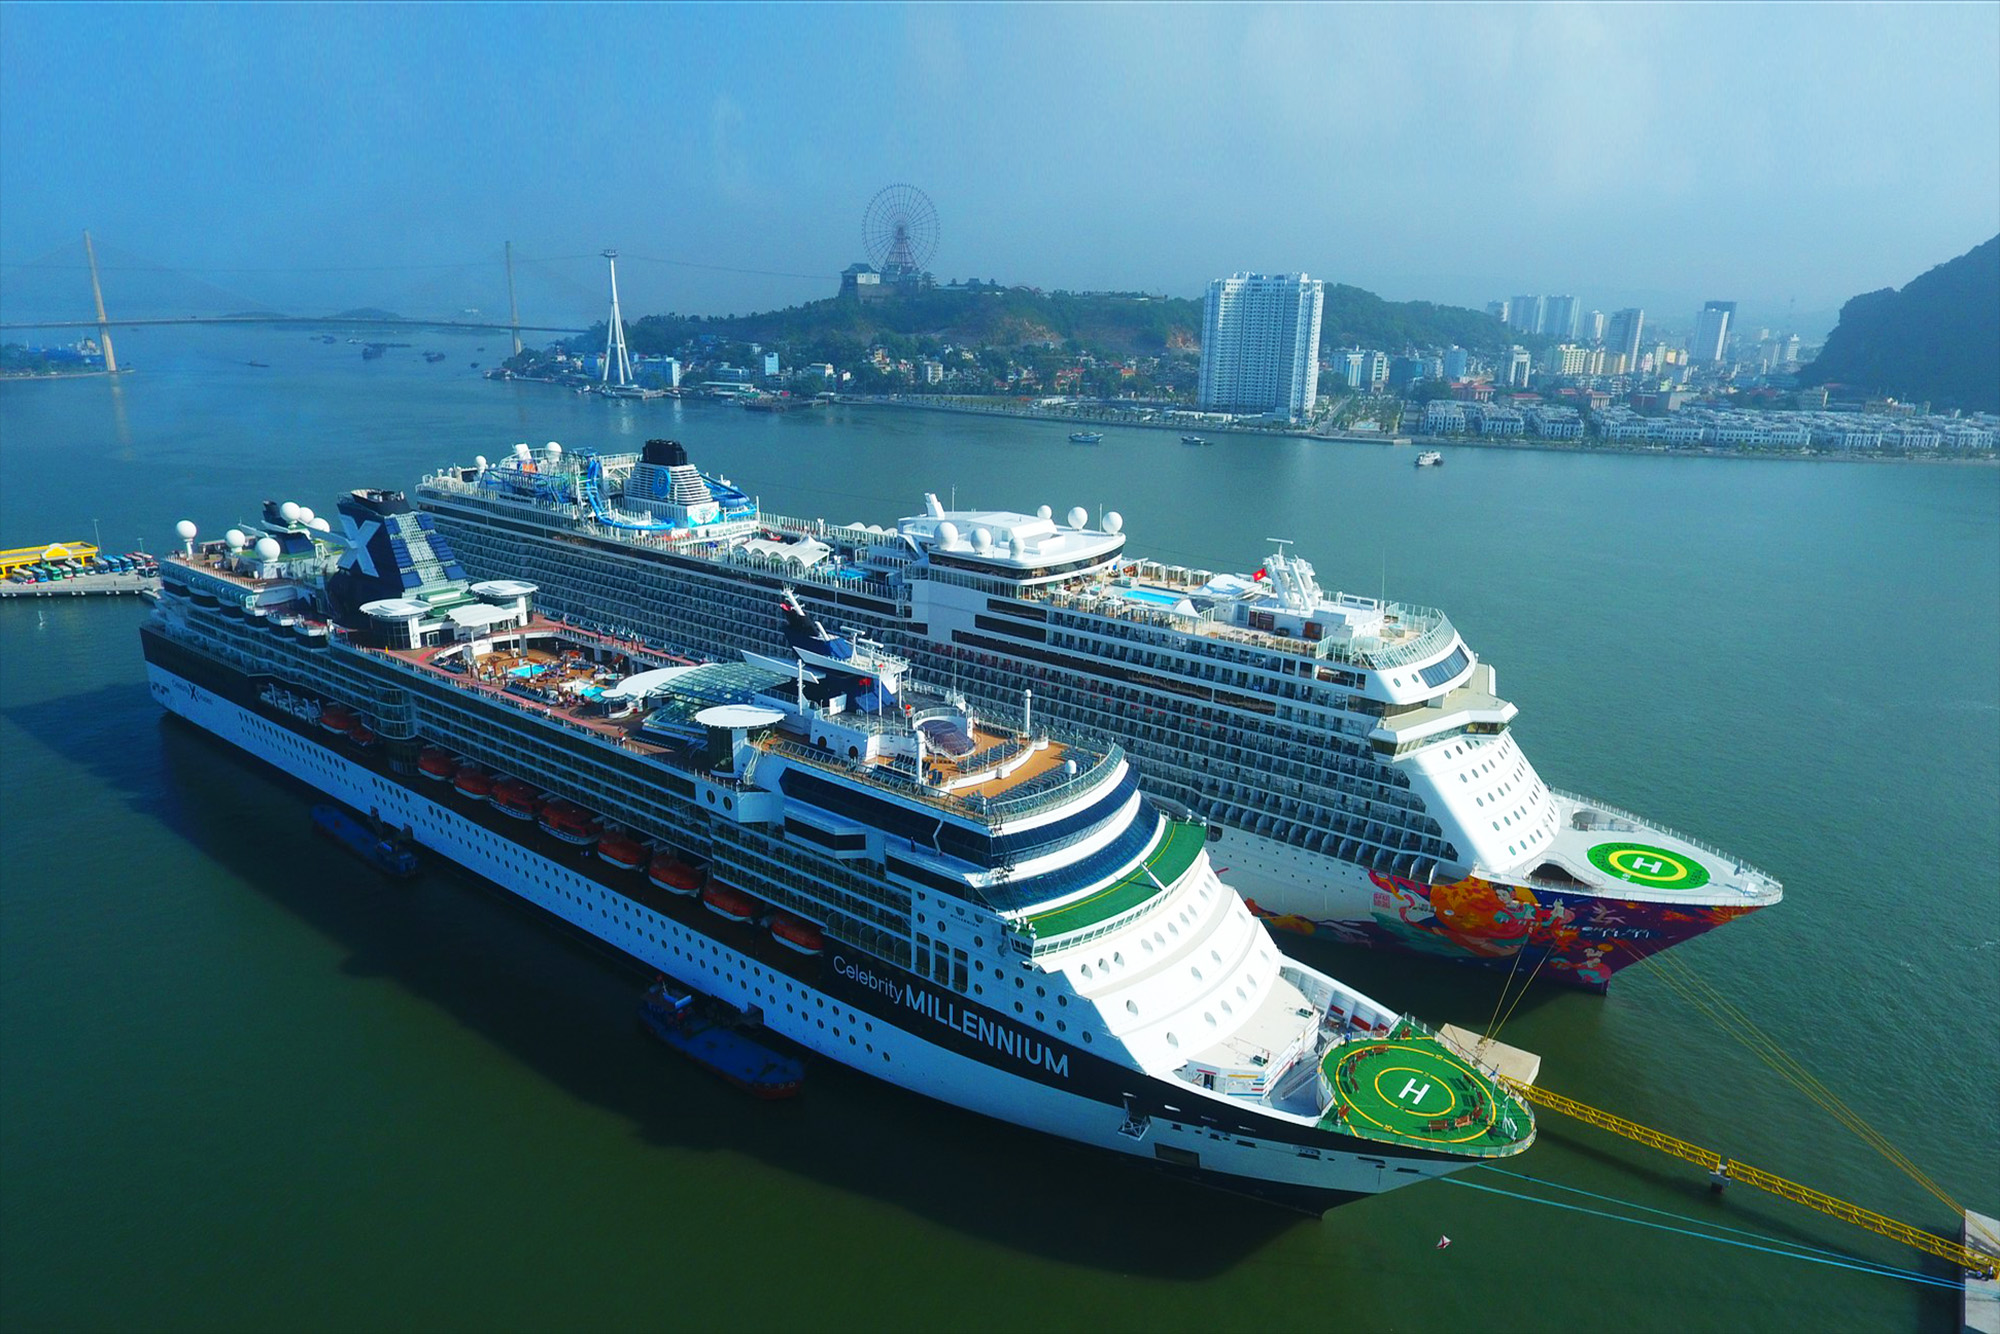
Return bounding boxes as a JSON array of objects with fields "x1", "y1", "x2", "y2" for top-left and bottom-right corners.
[{"x1": 4, "y1": 2, "x2": 1997, "y2": 332}]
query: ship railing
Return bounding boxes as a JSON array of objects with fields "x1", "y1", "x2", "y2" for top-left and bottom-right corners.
[{"x1": 1543, "y1": 787, "x2": 1777, "y2": 885}]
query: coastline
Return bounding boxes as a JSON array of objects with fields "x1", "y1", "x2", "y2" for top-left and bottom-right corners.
[{"x1": 846, "y1": 395, "x2": 2000, "y2": 466}]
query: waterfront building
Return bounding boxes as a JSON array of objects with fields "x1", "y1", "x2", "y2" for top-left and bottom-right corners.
[
  {"x1": 1364, "y1": 350, "x2": 1389, "y2": 391},
  {"x1": 1525, "y1": 406, "x2": 1584, "y2": 440},
  {"x1": 1546, "y1": 344, "x2": 1592, "y2": 378},
  {"x1": 920, "y1": 359, "x2": 944, "y2": 385},
  {"x1": 1442, "y1": 346, "x2": 1469, "y2": 381},
  {"x1": 1422, "y1": 401, "x2": 1467, "y2": 434},
  {"x1": 763, "y1": 353, "x2": 781, "y2": 378},
  {"x1": 1691, "y1": 301, "x2": 1737, "y2": 366},
  {"x1": 1388, "y1": 357, "x2": 1428, "y2": 392},
  {"x1": 1507, "y1": 295, "x2": 1544, "y2": 335},
  {"x1": 1198, "y1": 273, "x2": 1325, "y2": 420},
  {"x1": 1606, "y1": 309, "x2": 1645, "y2": 368},
  {"x1": 1340, "y1": 350, "x2": 1366, "y2": 389},
  {"x1": 1506, "y1": 347, "x2": 1532, "y2": 388},
  {"x1": 1543, "y1": 296, "x2": 1580, "y2": 342}
]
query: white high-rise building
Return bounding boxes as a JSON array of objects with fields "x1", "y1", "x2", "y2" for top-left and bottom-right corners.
[
  {"x1": 1508, "y1": 295, "x2": 1545, "y2": 335},
  {"x1": 1198, "y1": 273, "x2": 1325, "y2": 419},
  {"x1": 1691, "y1": 301, "x2": 1737, "y2": 366}
]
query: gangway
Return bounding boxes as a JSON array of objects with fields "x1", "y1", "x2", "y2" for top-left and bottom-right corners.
[{"x1": 1501, "y1": 1077, "x2": 1997, "y2": 1281}]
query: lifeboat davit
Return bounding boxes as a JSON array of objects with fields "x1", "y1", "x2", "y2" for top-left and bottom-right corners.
[
  {"x1": 538, "y1": 800, "x2": 603, "y2": 845},
  {"x1": 453, "y1": 766, "x2": 495, "y2": 801},
  {"x1": 417, "y1": 748, "x2": 458, "y2": 782},
  {"x1": 700, "y1": 883, "x2": 758, "y2": 923},
  {"x1": 492, "y1": 778, "x2": 541, "y2": 820},
  {"x1": 647, "y1": 855, "x2": 702, "y2": 895},
  {"x1": 768, "y1": 912, "x2": 825, "y2": 955},
  {"x1": 319, "y1": 705, "x2": 357, "y2": 736},
  {"x1": 597, "y1": 833, "x2": 647, "y2": 871}
]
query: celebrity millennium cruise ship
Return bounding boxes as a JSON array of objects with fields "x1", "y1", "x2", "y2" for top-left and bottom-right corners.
[
  {"x1": 415, "y1": 440, "x2": 1783, "y2": 989},
  {"x1": 139, "y1": 484, "x2": 1537, "y2": 1211}
]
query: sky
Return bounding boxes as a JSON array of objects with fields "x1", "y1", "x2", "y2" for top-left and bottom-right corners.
[{"x1": 3, "y1": 2, "x2": 1997, "y2": 335}]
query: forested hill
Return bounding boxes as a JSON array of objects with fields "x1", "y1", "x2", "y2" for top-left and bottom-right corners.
[
  {"x1": 1800, "y1": 236, "x2": 1999, "y2": 412},
  {"x1": 619, "y1": 283, "x2": 1523, "y2": 360}
]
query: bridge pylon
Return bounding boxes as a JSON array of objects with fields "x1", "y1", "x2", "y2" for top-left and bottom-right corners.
[{"x1": 82, "y1": 231, "x2": 119, "y2": 374}]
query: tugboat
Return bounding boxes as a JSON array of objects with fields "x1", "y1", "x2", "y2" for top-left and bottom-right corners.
[
  {"x1": 638, "y1": 979, "x2": 804, "y2": 1099},
  {"x1": 1068, "y1": 431, "x2": 1104, "y2": 444},
  {"x1": 311, "y1": 804, "x2": 418, "y2": 878}
]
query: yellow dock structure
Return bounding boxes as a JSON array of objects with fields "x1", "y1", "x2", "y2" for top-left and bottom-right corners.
[{"x1": 0, "y1": 542, "x2": 98, "y2": 574}]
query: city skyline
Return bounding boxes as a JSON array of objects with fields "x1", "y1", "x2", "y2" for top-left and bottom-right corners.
[{"x1": 2, "y1": 4, "x2": 1996, "y2": 328}]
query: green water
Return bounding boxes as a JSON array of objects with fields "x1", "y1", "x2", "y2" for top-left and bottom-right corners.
[{"x1": 3, "y1": 330, "x2": 1995, "y2": 1331}]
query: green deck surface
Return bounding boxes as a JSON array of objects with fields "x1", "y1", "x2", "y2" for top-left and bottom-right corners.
[
  {"x1": 1024, "y1": 819, "x2": 1206, "y2": 939},
  {"x1": 1317, "y1": 1024, "x2": 1534, "y2": 1155}
]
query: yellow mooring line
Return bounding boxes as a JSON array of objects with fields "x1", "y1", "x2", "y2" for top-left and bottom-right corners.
[{"x1": 1502, "y1": 1078, "x2": 1997, "y2": 1281}]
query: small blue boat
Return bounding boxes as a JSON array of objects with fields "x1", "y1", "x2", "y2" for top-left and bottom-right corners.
[
  {"x1": 311, "y1": 804, "x2": 419, "y2": 878},
  {"x1": 640, "y1": 979, "x2": 804, "y2": 1099}
]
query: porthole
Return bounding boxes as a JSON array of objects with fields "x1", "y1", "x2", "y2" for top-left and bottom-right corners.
[{"x1": 1082, "y1": 1032, "x2": 1093, "y2": 1044}]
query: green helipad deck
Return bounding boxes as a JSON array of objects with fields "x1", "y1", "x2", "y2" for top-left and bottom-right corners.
[{"x1": 1318, "y1": 1022, "x2": 1535, "y2": 1156}]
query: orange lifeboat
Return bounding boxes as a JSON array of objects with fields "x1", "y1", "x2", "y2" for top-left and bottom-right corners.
[
  {"x1": 349, "y1": 724, "x2": 379, "y2": 749},
  {"x1": 768, "y1": 913, "x2": 825, "y2": 955},
  {"x1": 319, "y1": 704, "x2": 356, "y2": 736},
  {"x1": 453, "y1": 766, "x2": 494, "y2": 801},
  {"x1": 492, "y1": 778, "x2": 541, "y2": 820},
  {"x1": 538, "y1": 799, "x2": 603, "y2": 846},
  {"x1": 417, "y1": 748, "x2": 458, "y2": 782},
  {"x1": 647, "y1": 854, "x2": 702, "y2": 895},
  {"x1": 597, "y1": 833, "x2": 647, "y2": 871},
  {"x1": 700, "y1": 883, "x2": 758, "y2": 922}
]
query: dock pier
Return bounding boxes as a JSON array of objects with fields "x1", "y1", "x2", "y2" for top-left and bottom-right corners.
[{"x1": 0, "y1": 572, "x2": 159, "y2": 600}]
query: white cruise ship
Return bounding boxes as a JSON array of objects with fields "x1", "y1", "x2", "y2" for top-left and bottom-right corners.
[
  {"x1": 139, "y1": 484, "x2": 1537, "y2": 1211},
  {"x1": 414, "y1": 440, "x2": 1783, "y2": 989}
]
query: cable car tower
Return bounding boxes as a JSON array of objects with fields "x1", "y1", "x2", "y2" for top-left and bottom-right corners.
[{"x1": 600, "y1": 248, "x2": 633, "y2": 388}]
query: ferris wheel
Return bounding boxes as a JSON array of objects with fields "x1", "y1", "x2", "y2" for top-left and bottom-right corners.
[{"x1": 862, "y1": 184, "x2": 939, "y2": 277}]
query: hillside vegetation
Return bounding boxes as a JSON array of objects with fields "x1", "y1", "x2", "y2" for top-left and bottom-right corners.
[
  {"x1": 1800, "y1": 236, "x2": 1999, "y2": 413},
  {"x1": 618, "y1": 283, "x2": 1524, "y2": 362}
]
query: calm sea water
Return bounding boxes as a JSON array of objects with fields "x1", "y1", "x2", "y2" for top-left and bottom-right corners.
[{"x1": 3, "y1": 329, "x2": 1995, "y2": 1332}]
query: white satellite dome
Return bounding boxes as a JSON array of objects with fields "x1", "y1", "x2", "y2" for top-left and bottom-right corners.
[
  {"x1": 254, "y1": 537, "x2": 281, "y2": 561},
  {"x1": 1009, "y1": 536, "x2": 1027, "y2": 560},
  {"x1": 1067, "y1": 506, "x2": 1088, "y2": 531},
  {"x1": 474, "y1": 454, "x2": 489, "y2": 469},
  {"x1": 296, "y1": 506, "x2": 315, "y2": 524},
  {"x1": 1037, "y1": 505, "x2": 1053, "y2": 522},
  {"x1": 1104, "y1": 511, "x2": 1124, "y2": 535},
  {"x1": 224, "y1": 528, "x2": 247, "y2": 550},
  {"x1": 936, "y1": 521, "x2": 961, "y2": 549},
  {"x1": 279, "y1": 502, "x2": 301, "y2": 523},
  {"x1": 309, "y1": 517, "x2": 331, "y2": 533},
  {"x1": 546, "y1": 442, "x2": 563, "y2": 458},
  {"x1": 971, "y1": 526, "x2": 993, "y2": 553},
  {"x1": 175, "y1": 520, "x2": 198, "y2": 540}
]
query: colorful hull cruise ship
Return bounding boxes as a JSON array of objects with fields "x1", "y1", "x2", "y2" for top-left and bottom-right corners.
[
  {"x1": 414, "y1": 440, "x2": 1782, "y2": 989},
  {"x1": 139, "y1": 485, "x2": 1536, "y2": 1211}
]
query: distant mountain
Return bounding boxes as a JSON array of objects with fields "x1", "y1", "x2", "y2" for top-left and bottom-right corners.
[
  {"x1": 1799, "y1": 236, "x2": 1999, "y2": 412},
  {"x1": 619, "y1": 283, "x2": 1524, "y2": 362},
  {"x1": 324, "y1": 307, "x2": 404, "y2": 322}
]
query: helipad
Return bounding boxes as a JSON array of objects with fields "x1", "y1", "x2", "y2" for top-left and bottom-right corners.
[
  {"x1": 1586, "y1": 840, "x2": 1712, "y2": 890},
  {"x1": 1318, "y1": 1024, "x2": 1534, "y2": 1154}
]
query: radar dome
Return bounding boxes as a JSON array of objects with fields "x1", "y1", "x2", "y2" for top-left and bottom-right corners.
[
  {"x1": 1067, "y1": 506, "x2": 1088, "y2": 531},
  {"x1": 971, "y1": 526, "x2": 993, "y2": 553},
  {"x1": 309, "y1": 517, "x2": 331, "y2": 532},
  {"x1": 279, "y1": 502, "x2": 301, "y2": 523},
  {"x1": 254, "y1": 537, "x2": 281, "y2": 561},
  {"x1": 936, "y1": 521, "x2": 961, "y2": 548},
  {"x1": 175, "y1": 520, "x2": 198, "y2": 540},
  {"x1": 1104, "y1": 511, "x2": 1124, "y2": 535},
  {"x1": 296, "y1": 506, "x2": 315, "y2": 524},
  {"x1": 474, "y1": 454, "x2": 489, "y2": 469},
  {"x1": 224, "y1": 529, "x2": 247, "y2": 550},
  {"x1": 1037, "y1": 505, "x2": 1053, "y2": 522},
  {"x1": 546, "y1": 442, "x2": 563, "y2": 459},
  {"x1": 1010, "y1": 536, "x2": 1027, "y2": 560}
]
